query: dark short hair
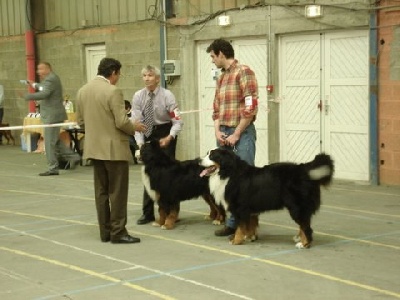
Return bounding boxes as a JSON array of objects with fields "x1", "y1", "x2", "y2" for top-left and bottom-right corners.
[
  {"x1": 97, "y1": 58, "x2": 122, "y2": 78},
  {"x1": 206, "y1": 38, "x2": 234, "y2": 59}
]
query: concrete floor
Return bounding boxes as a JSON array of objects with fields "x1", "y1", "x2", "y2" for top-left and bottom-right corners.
[{"x1": 0, "y1": 145, "x2": 399, "y2": 300}]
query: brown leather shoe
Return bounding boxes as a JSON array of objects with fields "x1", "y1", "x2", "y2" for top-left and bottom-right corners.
[{"x1": 215, "y1": 226, "x2": 236, "y2": 236}]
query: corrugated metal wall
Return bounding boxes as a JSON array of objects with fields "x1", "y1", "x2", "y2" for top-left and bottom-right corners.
[
  {"x1": 44, "y1": 0, "x2": 159, "y2": 29},
  {"x1": 0, "y1": 0, "x2": 261, "y2": 36},
  {"x1": 0, "y1": 0, "x2": 25, "y2": 36},
  {"x1": 176, "y1": 0, "x2": 261, "y2": 17}
]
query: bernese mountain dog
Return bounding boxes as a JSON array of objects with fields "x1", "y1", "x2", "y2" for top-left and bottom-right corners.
[
  {"x1": 200, "y1": 148, "x2": 334, "y2": 248},
  {"x1": 140, "y1": 140, "x2": 225, "y2": 229}
]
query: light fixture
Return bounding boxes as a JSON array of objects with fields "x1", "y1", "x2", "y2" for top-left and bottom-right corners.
[
  {"x1": 305, "y1": 5, "x2": 323, "y2": 18},
  {"x1": 217, "y1": 15, "x2": 231, "y2": 26}
]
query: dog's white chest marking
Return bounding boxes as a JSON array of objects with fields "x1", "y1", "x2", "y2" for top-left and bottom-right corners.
[
  {"x1": 209, "y1": 175, "x2": 229, "y2": 211},
  {"x1": 141, "y1": 167, "x2": 157, "y2": 202}
]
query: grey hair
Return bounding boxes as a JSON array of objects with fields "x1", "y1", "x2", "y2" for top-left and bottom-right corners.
[{"x1": 141, "y1": 65, "x2": 161, "y2": 77}]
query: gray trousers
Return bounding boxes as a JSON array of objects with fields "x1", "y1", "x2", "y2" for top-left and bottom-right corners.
[{"x1": 44, "y1": 126, "x2": 79, "y2": 171}]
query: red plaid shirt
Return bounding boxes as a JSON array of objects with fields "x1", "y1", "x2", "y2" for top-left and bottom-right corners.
[{"x1": 212, "y1": 60, "x2": 258, "y2": 126}]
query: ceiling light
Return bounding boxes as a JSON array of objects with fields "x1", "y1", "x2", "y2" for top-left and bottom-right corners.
[
  {"x1": 305, "y1": 5, "x2": 323, "y2": 18},
  {"x1": 218, "y1": 15, "x2": 231, "y2": 26}
]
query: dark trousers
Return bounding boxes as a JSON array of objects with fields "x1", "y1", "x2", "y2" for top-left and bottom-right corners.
[
  {"x1": 142, "y1": 123, "x2": 177, "y2": 217},
  {"x1": 93, "y1": 159, "x2": 130, "y2": 241}
]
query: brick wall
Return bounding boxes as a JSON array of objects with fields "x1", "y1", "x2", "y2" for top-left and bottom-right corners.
[{"x1": 378, "y1": 1, "x2": 400, "y2": 185}]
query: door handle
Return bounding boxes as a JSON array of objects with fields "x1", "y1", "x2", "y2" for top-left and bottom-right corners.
[{"x1": 324, "y1": 99, "x2": 329, "y2": 115}]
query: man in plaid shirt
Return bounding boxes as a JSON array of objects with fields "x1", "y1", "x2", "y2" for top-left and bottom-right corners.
[{"x1": 206, "y1": 38, "x2": 259, "y2": 237}]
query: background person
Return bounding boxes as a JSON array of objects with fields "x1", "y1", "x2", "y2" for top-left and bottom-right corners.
[
  {"x1": 132, "y1": 65, "x2": 183, "y2": 225},
  {"x1": 0, "y1": 84, "x2": 4, "y2": 144},
  {"x1": 124, "y1": 100, "x2": 139, "y2": 164},
  {"x1": 76, "y1": 57, "x2": 146, "y2": 244},
  {"x1": 206, "y1": 38, "x2": 259, "y2": 237},
  {"x1": 22, "y1": 62, "x2": 80, "y2": 176}
]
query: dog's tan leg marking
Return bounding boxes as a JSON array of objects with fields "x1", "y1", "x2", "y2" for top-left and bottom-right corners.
[
  {"x1": 203, "y1": 194, "x2": 216, "y2": 220},
  {"x1": 162, "y1": 209, "x2": 178, "y2": 230},
  {"x1": 246, "y1": 215, "x2": 259, "y2": 242},
  {"x1": 231, "y1": 223, "x2": 246, "y2": 245},
  {"x1": 154, "y1": 206, "x2": 166, "y2": 227},
  {"x1": 295, "y1": 225, "x2": 311, "y2": 249},
  {"x1": 202, "y1": 194, "x2": 226, "y2": 225},
  {"x1": 293, "y1": 229, "x2": 301, "y2": 243}
]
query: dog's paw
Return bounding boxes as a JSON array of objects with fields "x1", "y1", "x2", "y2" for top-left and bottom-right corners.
[
  {"x1": 230, "y1": 239, "x2": 244, "y2": 245},
  {"x1": 161, "y1": 224, "x2": 174, "y2": 230},
  {"x1": 293, "y1": 235, "x2": 301, "y2": 243},
  {"x1": 295, "y1": 242, "x2": 311, "y2": 249},
  {"x1": 245, "y1": 235, "x2": 258, "y2": 242},
  {"x1": 212, "y1": 219, "x2": 223, "y2": 225},
  {"x1": 152, "y1": 222, "x2": 161, "y2": 227}
]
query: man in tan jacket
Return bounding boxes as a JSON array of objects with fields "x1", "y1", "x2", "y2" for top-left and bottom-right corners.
[{"x1": 76, "y1": 58, "x2": 146, "y2": 244}]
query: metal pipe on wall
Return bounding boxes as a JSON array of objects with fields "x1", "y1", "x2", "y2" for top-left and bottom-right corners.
[
  {"x1": 369, "y1": 8, "x2": 379, "y2": 185},
  {"x1": 267, "y1": 5, "x2": 272, "y2": 87},
  {"x1": 25, "y1": 0, "x2": 36, "y2": 113},
  {"x1": 160, "y1": 0, "x2": 167, "y2": 88}
]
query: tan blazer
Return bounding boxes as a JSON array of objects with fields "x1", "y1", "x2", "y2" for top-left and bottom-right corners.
[{"x1": 76, "y1": 77, "x2": 136, "y2": 161}]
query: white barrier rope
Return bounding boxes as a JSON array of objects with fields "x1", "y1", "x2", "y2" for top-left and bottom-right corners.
[
  {"x1": 179, "y1": 108, "x2": 213, "y2": 115},
  {"x1": 0, "y1": 101, "x2": 272, "y2": 132},
  {"x1": 0, "y1": 122, "x2": 77, "y2": 131}
]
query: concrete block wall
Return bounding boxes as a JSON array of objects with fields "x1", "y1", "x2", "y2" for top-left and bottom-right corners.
[
  {"x1": 0, "y1": 21, "x2": 191, "y2": 159},
  {"x1": 378, "y1": 2, "x2": 400, "y2": 185},
  {"x1": 0, "y1": 35, "x2": 33, "y2": 142}
]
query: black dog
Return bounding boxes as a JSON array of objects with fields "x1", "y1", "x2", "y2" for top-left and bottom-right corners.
[
  {"x1": 140, "y1": 140, "x2": 225, "y2": 229},
  {"x1": 0, "y1": 123, "x2": 15, "y2": 145},
  {"x1": 200, "y1": 148, "x2": 334, "y2": 248}
]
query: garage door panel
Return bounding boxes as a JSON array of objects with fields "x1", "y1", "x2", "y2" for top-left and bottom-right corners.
[
  {"x1": 284, "y1": 39, "x2": 320, "y2": 80},
  {"x1": 330, "y1": 85, "x2": 368, "y2": 128},
  {"x1": 286, "y1": 131, "x2": 321, "y2": 162},
  {"x1": 285, "y1": 86, "x2": 320, "y2": 125},
  {"x1": 329, "y1": 35, "x2": 369, "y2": 79},
  {"x1": 331, "y1": 132, "x2": 369, "y2": 178}
]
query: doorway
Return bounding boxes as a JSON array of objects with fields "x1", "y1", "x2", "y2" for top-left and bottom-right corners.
[{"x1": 279, "y1": 31, "x2": 369, "y2": 181}]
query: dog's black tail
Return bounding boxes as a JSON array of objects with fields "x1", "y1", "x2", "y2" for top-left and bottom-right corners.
[{"x1": 307, "y1": 153, "x2": 334, "y2": 186}]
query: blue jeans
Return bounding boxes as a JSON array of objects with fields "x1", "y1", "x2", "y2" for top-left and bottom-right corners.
[{"x1": 218, "y1": 123, "x2": 256, "y2": 229}]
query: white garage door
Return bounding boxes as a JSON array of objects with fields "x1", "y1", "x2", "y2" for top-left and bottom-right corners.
[{"x1": 279, "y1": 31, "x2": 369, "y2": 181}]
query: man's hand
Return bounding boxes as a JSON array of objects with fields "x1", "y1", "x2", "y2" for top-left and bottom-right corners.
[
  {"x1": 224, "y1": 132, "x2": 239, "y2": 147},
  {"x1": 133, "y1": 120, "x2": 146, "y2": 132},
  {"x1": 135, "y1": 149, "x2": 141, "y2": 160},
  {"x1": 135, "y1": 144, "x2": 143, "y2": 162},
  {"x1": 216, "y1": 131, "x2": 226, "y2": 146},
  {"x1": 159, "y1": 135, "x2": 173, "y2": 148}
]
